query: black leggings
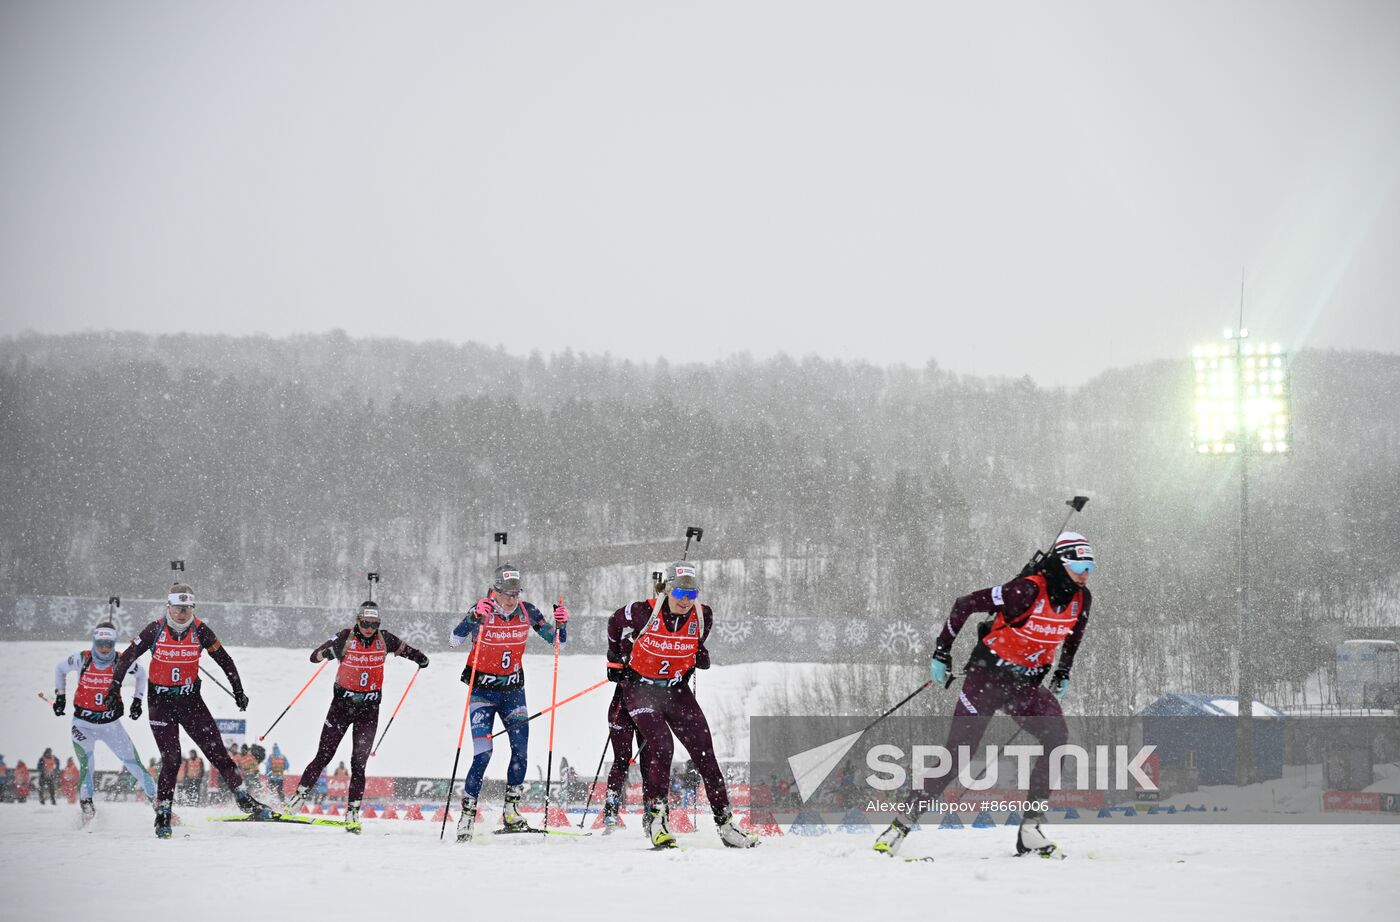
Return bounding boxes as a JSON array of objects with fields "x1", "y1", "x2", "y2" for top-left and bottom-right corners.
[
  {"x1": 148, "y1": 694, "x2": 244, "y2": 801},
  {"x1": 297, "y1": 694, "x2": 379, "y2": 803}
]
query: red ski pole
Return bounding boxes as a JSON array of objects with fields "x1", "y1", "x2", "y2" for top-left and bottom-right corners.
[
  {"x1": 370, "y1": 668, "x2": 420, "y2": 757},
  {"x1": 440, "y1": 601, "x2": 488, "y2": 841},
  {"x1": 259, "y1": 660, "x2": 328, "y2": 741},
  {"x1": 542, "y1": 594, "x2": 564, "y2": 823},
  {"x1": 487, "y1": 679, "x2": 610, "y2": 739}
]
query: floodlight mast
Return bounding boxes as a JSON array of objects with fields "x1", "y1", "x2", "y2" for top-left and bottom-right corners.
[{"x1": 1229, "y1": 322, "x2": 1256, "y2": 787}]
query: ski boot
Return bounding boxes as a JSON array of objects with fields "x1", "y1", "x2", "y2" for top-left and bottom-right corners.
[
  {"x1": 715, "y1": 808, "x2": 759, "y2": 848},
  {"x1": 873, "y1": 817, "x2": 911, "y2": 856},
  {"x1": 345, "y1": 801, "x2": 362, "y2": 835},
  {"x1": 1016, "y1": 810, "x2": 1062, "y2": 859},
  {"x1": 642, "y1": 798, "x2": 676, "y2": 849},
  {"x1": 233, "y1": 785, "x2": 274, "y2": 820},
  {"x1": 501, "y1": 784, "x2": 531, "y2": 833},
  {"x1": 456, "y1": 794, "x2": 478, "y2": 843},
  {"x1": 79, "y1": 798, "x2": 96, "y2": 825},
  {"x1": 282, "y1": 785, "x2": 309, "y2": 815},
  {"x1": 601, "y1": 792, "x2": 621, "y2": 835},
  {"x1": 154, "y1": 798, "x2": 173, "y2": 839}
]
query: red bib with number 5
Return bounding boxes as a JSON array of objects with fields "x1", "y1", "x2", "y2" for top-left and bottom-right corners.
[
  {"x1": 629, "y1": 607, "x2": 699, "y2": 681},
  {"x1": 470, "y1": 610, "x2": 532, "y2": 677},
  {"x1": 148, "y1": 620, "x2": 204, "y2": 689},
  {"x1": 337, "y1": 633, "x2": 387, "y2": 691}
]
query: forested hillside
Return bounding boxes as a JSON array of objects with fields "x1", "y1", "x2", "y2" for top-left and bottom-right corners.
[{"x1": 3, "y1": 331, "x2": 1397, "y2": 709}]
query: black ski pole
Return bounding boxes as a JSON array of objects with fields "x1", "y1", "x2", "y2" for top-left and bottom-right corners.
[
  {"x1": 199, "y1": 665, "x2": 236, "y2": 700},
  {"x1": 577, "y1": 733, "x2": 613, "y2": 828},
  {"x1": 494, "y1": 531, "x2": 507, "y2": 567}
]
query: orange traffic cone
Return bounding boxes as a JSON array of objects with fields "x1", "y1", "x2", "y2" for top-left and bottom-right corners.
[
  {"x1": 312, "y1": 803, "x2": 326, "y2": 815},
  {"x1": 591, "y1": 809, "x2": 627, "y2": 829},
  {"x1": 431, "y1": 804, "x2": 451, "y2": 823},
  {"x1": 328, "y1": 804, "x2": 342, "y2": 817},
  {"x1": 381, "y1": 803, "x2": 399, "y2": 820},
  {"x1": 362, "y1": 805, "x2": 378, "y2": 819},
  {"x1": 546, "y1": 804, "x2": 570, "y2": 827},
  {"x1": 404, "y1": 803, "x2": 425, "y2": 820},
  {"x1": 670, "y1": 808, "x2": 695, "y2": 833}
]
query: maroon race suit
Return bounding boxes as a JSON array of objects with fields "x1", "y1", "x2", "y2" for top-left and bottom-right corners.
[
  {"x1": 110, "y1": 618, "x2": 249, "y2": 802},
  {"x1": 916, "y1": 561, "x2": 1092, "y2": 809},
  {"x1": 295, "y1": 628, "x2": 426, "y2": 803},
  {"x1": 607, "y1": 597, "x2": 733, "y2": 822}
]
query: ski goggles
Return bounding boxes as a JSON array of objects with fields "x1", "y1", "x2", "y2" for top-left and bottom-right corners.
[
  {"x1": 1064, "y1": 559, "x2": 1096, "y2": 575},
  {"x1": 93, "y1": 638, "x2": 116, "y2": 653},
  {"x1": 356, "y1": 617, "x2": 381, "y2": 630},
  {"x1": 496, "y1": 589, "x2": 520, "y2": 599},
  {"x1": 669, "y1": 588, "x2": 699, "y2": 601}
]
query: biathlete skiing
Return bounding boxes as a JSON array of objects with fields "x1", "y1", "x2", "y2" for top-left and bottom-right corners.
[
  {"x1": 52, "y1": 618, "x2": 157, "y2": 823},
  {"x1": 108, "y1": 579, "x2": 273, "y2": 837},
  {"x1": 872, "y1": 531, "x2": 1096, "y2": 859},
  {"x1": 449, "y1": 563, "x2": 568, "y2": 843},
  {"x1": 606, "y1": 561, "x2": 758, "y2": 849},
  {"x1": 282, "y1": 599, "x2": 429, "y2": 832}
]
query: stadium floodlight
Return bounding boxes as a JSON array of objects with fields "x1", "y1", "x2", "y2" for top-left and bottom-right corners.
[
  {"x1": 1191, "y1": 325, "x2": 1292, "y2": 789},
  {"x1": 1191, "y1": 331, "x2": 1290, "y2": 455}
]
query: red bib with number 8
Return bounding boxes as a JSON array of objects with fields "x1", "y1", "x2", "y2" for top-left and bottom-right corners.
[
  {"x1": 337, "y1": 633, "x2": 387, "y2": 691},
  {"x1": 629, "y1": 607, "x2": 699, "y2": 681}
]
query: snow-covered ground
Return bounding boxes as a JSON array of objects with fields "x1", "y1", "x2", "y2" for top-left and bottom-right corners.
[{"x1": 3, "y1": 802, "x2": 1398, "y2": 921}]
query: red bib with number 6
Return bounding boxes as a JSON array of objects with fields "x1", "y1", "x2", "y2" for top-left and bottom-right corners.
[
  {"x1": 149, "y1": 620, "x2": 203, "y2": 689},
  {"x1": 337, "y1": 633, "x2": 387, "y2": 691},
  {"x1": 629, "y1": 607, "x2": 699, "y2": 681}
]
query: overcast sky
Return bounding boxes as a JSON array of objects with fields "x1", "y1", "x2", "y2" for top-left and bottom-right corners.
[{"x1": 2, "y1": 1, "x2": 1397, "y2": 385}]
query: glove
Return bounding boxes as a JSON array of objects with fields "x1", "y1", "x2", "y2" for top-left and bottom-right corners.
[
  {"x1": 606, "y1": 662, "x2": 625, "y2": 683},
  {"x1": 553, "y1": 603, "x2": 569, "y2": 624},
  {"x1": 414, "y1": 651, "x2": 430, "y2": 669},
  {"x1": 930, "y1": 650, "x2": 953, "y2": 687},
  {"x1": 321, "y1": 646, "x2": 338, "y2": 662},
  {"x1": 472, "y1": 597, "x2": 493, "y2": 622},
  {"x1": 234, "y1": 690, "x2": 250, "y2": 712},
  {"x1": 1052, "y1": 670, "x2": 1070, "y2": 701},
  {"x1": 129, "y1": 698, "x2": 143, "y2": 721},
  {"x1": 52, "y1": 693, "x2": 65, "y2": 717}
]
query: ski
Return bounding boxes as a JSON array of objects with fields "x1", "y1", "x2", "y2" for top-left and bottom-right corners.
[
  {"x1": 207, "y1": 812, "x2": 353, "y2": 828},
  {"x1": 491, "y1": 826, "x2": 593, "y2": 838}
]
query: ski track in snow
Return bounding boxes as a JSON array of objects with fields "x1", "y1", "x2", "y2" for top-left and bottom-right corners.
[{"x1": 3, "y1": 803, "x2": 1398, "y2": 921}]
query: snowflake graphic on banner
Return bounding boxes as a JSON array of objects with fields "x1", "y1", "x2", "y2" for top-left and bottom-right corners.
[
  {"x1": 251, "y1": 608, "x2": 280, "y2": 639},
  {"x1": 715, "y1": 617, "x2": 753, "y2": 645},
  {"x1": 879, "y1": 621, "x2": 922, "y2": 658},
  {"x1": 16, "y1": 597, "x2": 38, "y2": 631},
  {"x1": 220, "y1": 605, "x2": 245, "y2": 627},
  {"x1": 49, "y1": 597, "x2": 78, "y2": 627},
  {"x1": 400, "y1": 618, "x2": 434, "y2": 648},
  {"x1": 294, "y1": 612, "x2": 315, "y2": 637},
  {"x1": 817, "y1": 621, "x2": 839, "y2": 653},
  {"x1": 844, "y1": 619, "x2": 870, "y2": 646},
  {"x1": 764, "y1": 616, "x2": 795, "y2": 637}
]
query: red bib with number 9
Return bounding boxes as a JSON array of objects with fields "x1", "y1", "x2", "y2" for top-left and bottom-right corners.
[
  {"x1": 629, "y1": 607, "x2": 699, "y2": 681},
  {"x1": 337, "y1": 633, "x2": 387, "y2": 691}
]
